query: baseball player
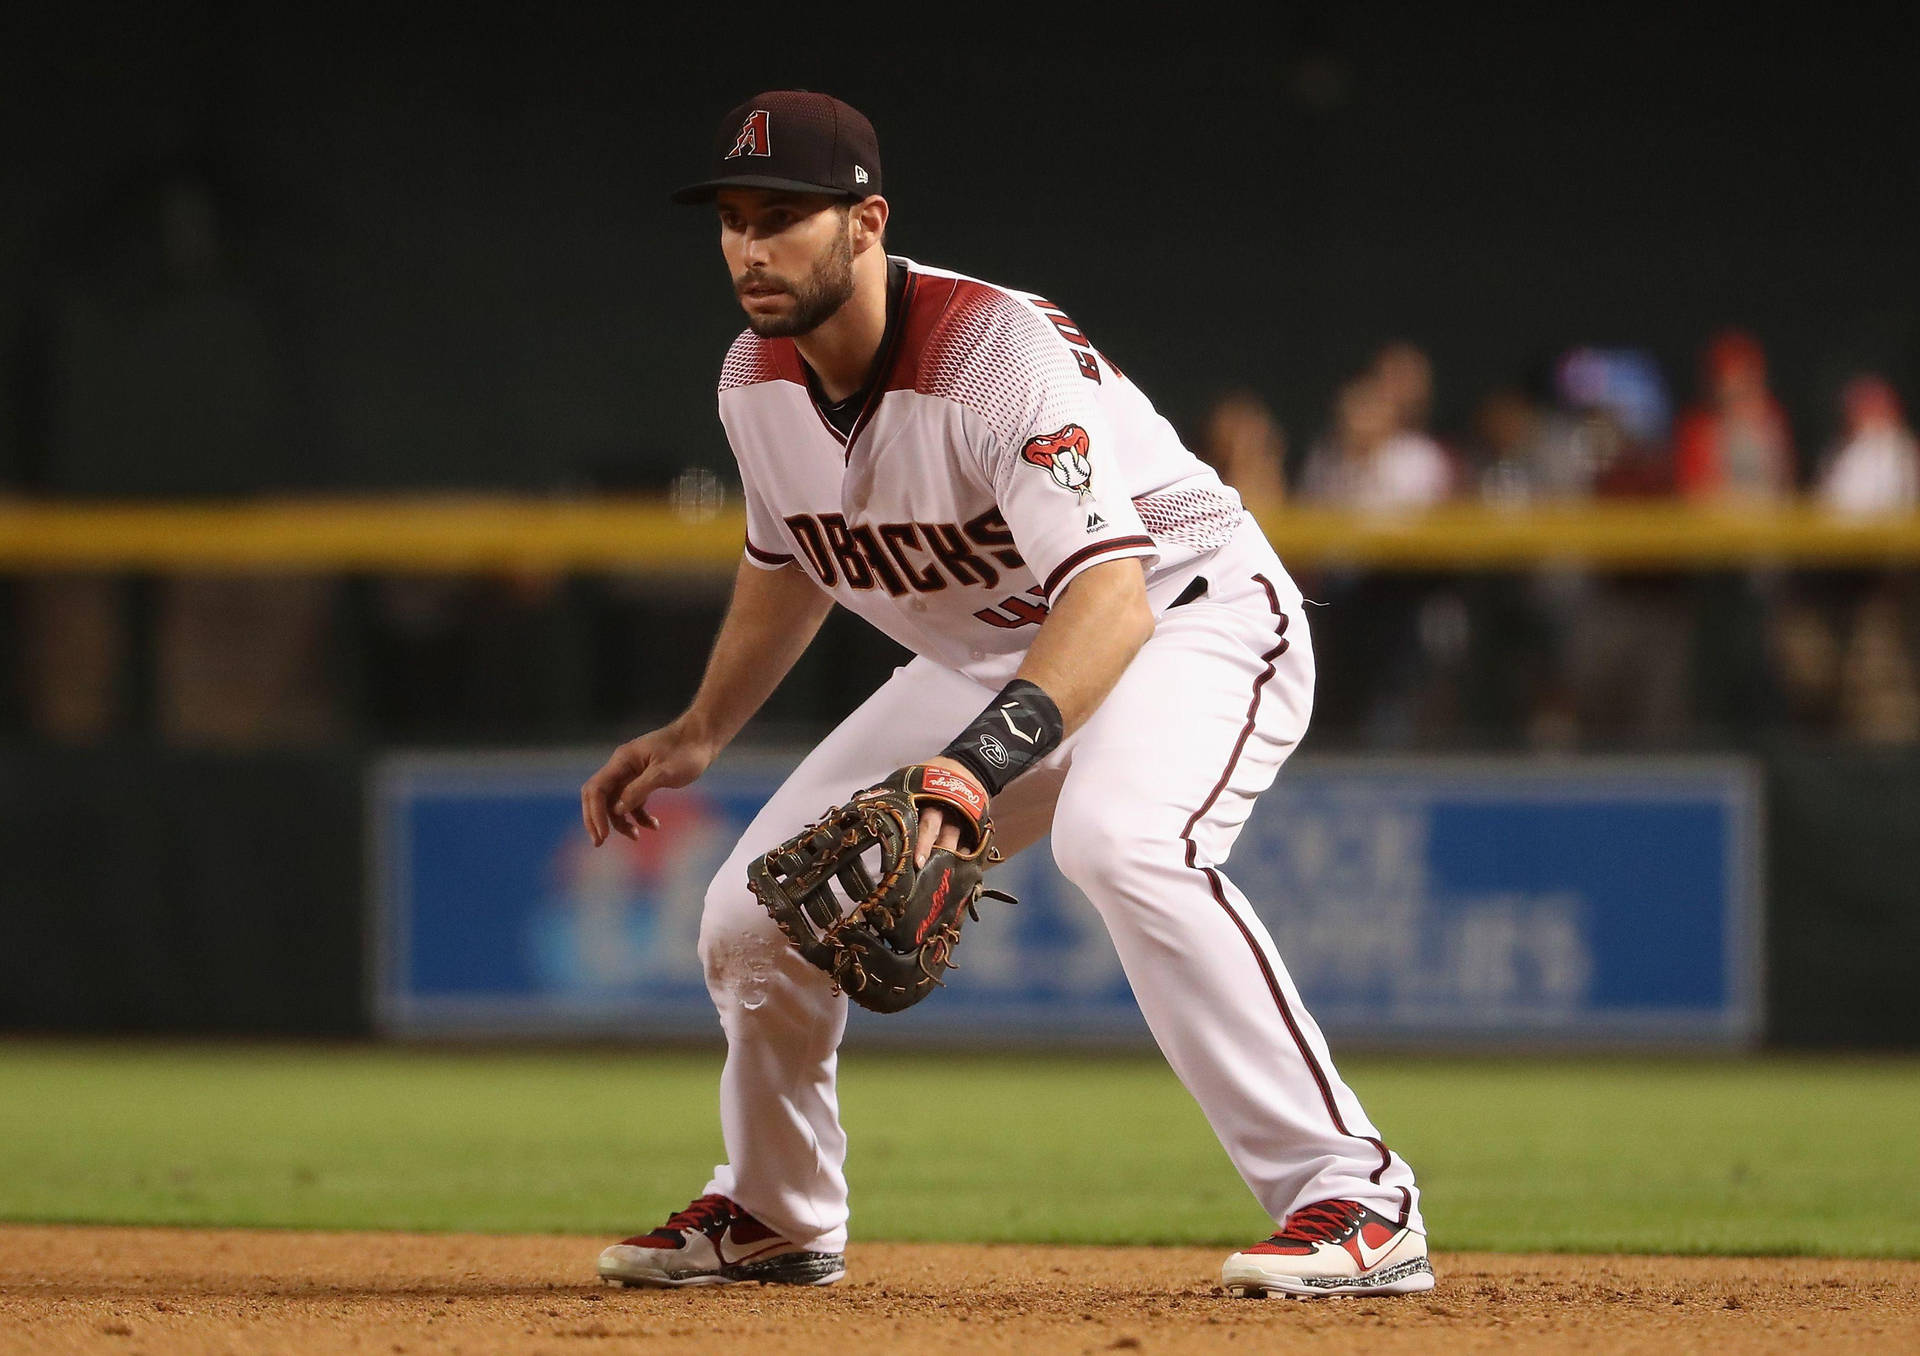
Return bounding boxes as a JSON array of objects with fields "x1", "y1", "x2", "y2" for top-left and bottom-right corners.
[{"x1": 582, "y1": 91, "x2": 1431, "y2": 1299}]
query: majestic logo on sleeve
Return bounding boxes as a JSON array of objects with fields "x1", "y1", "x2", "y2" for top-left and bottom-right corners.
[
  {"x1": 727, "y1": 110, "x2": 772, "y2": 159},
  {"x1": 1020, "y1": 424, "x2": 1094, "y2": 497}
]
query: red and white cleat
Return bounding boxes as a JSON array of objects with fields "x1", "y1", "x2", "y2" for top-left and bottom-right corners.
[
  {"x1": 1222, "y1": 1199, "x2": 1435, "y2": 1298},
  {"x1": 596, "y1": 1193, "x2": 846, "y2": 1288}
]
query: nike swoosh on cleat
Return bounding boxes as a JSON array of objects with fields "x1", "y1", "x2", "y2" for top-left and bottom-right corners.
[
  {"x1": 714, "y1": 1232, "x2": 786, "y2": 1267},
  {"x1": 1342, "y1": 1227, "x2": 1404, "y2": 1271}
]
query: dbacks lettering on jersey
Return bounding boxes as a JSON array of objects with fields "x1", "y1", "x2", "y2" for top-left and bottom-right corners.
[
  {"x1": 784, "y1": 508, "x2": 1023, "y2": 594},
  {"x1": 1021, "y1": 424, "x2": 1094, "y2": 497},
  {"x1": 783, "y1": 508, "x2": 1055, "y2": 631},
  {"x1": 727, "y1": 109, "x2": 772, "y2": 159}
]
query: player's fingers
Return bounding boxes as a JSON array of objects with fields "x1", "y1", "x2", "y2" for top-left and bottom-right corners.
[
  {"x1": 937, "y1": 820, "x2": 963, "y2": 853},
  {"x1": 581, "y1": 776, "x2": 612, "y2": 846},
  {"x1": 614, "y1": 771, "x2": 666, "y2": 833},
  {"x1": 581, "y1": 749, "x2": 643, "y2": 845},
  {"x1": 915, "y1": 805, "x2": 946, "y2": 868}
]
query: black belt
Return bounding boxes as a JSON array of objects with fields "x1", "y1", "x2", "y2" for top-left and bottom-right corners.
[{"x1": 1169, "y1": 576, "x2": 1208, "y2": 608}]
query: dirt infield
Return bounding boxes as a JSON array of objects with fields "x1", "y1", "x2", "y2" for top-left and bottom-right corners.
[{"x1": 2, "y1": 1226, "x2": 1915, "y2": 1355}]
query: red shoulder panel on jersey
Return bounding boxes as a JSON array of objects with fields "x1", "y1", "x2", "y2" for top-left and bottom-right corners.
[
  {"x1": 719, "y1": 331, "x2": 806, "y2": 391},
  {"x1": 883, "y1": 274, "x2": 962, "y2": 394},
  {"x1": 907, "y1": 277, "x2": 1042, "y2": 403}
]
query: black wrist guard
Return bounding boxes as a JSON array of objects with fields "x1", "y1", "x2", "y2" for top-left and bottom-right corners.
[{"x1": 940, "y1": 679, "x2": 1064, "y2": 796}]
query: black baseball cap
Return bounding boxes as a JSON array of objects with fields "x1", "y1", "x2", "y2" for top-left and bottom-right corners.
[{"x1": 671, "y1": 90, "x2": 882, "y2": 205}]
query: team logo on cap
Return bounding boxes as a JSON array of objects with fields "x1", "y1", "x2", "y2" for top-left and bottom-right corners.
[
  {"x1": 727, "y1": 110, "x2": 772, "y2": 159},
  {"x1": 1021, "y1": 424, "x2": 1094, "y2": 497}
]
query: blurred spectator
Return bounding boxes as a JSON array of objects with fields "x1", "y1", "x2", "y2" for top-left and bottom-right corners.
[
  {"x1": 1818, "y1": 375, "x2": 1919, "y2": 516},
  {"x1": 1370, "y1": 341, "x2": 1434, "y2": 432},
  {"x1": 1662, "y1": 332, "x2": 1796, "y2": 742},
  {"x1": 1296, "y1": 357, "x2": 1458, "y2": 747},
  {"x1": 1199, "y1": 390, "x2": 1287, "y2": 509},
  {"x1": 1674, "y1": 330, "x2": 1795, "y2": 502},
  {"x1": 1553, "y1": 347, "x2": 1674, "y2": 497},
  {"x1": 1298, "y1": 376, "x2": 1452, "y2": 510},
  {"x1": 1472, "y1": 386, "x2": 1592, "y2": 503},
  {"x1": 1467, "y1": 351, "x2": 1691, "y2": 748},
  {"x1": 1464, "y1": 384, "x2": 1589, "y2": 746},
  {"x1": 1774, "y1": 375, "x2": 1920, "y2": 745},
  {"x1": 1555, "y1": 346, "x2": 1671, "y2": 449}
]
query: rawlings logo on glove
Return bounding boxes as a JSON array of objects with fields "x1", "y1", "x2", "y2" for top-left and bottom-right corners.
[
  {"x1": 746, "y1": 764, "x2": 1013, "y2": 1013},
  {"x1": 918, "y1": 765, "x2": 988, "y2": 819}
]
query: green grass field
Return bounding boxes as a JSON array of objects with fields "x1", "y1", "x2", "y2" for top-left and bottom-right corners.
[{"x1": 1, "y1": 1043, "x2": 1915, "y2": 1256}]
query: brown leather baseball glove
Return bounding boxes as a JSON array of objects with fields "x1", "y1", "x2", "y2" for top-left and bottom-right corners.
[{"x1": 746, "y1": 764, "x2": 1014, "y2": 1013}]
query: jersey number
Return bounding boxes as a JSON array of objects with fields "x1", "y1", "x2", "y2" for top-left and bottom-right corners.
[{"x1": 973, "y1": 586, "x2": 1050, "y2": 629}]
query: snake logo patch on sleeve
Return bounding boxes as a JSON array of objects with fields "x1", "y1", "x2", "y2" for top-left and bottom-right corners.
[{"x1": 1020, "y1": 424, "x2": 1094, "y2": 497}]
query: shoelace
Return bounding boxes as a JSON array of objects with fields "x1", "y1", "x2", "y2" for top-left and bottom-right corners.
[
  {"x1": 652, "y1": 1193, "x2": 738, "y2": 1239},
  {"x1": 1273, "y1": 1199, "x2": 1363, "y2": 1244}
]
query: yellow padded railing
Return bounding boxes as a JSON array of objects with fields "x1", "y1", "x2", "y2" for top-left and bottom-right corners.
[{"x1": 1, "y1": 498, "x2": 1918, "y2": 572}]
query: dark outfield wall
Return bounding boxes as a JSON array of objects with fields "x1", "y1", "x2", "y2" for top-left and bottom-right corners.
[
  {"x1": 2, "y1": 746, "x2": 1916, "y2": 1045},
  {"x1": 0, "y1": 751, "x2": 366, "y2": 1034},
  {"x1": 1, "y1": 6, "x2": 1916, "y2": 495},
  {"x1": 1763, "y1": 748, "x2": 1920, "y2": 1048}
]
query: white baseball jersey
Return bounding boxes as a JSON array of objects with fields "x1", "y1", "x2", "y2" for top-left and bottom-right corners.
[
  {"x1": 687, "y1": 254, "x2": 1425, "y2": 1270},
  {"x1": 719, "y1": 257, "x2": 1246, "y2": 684}
]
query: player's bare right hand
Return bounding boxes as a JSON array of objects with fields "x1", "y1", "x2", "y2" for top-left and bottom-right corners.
[
  {"x1": 581, "y1": 722, "x2": 717, "y2": 846},
  {"x1": 912, "y1": 756, "x2": 986, "y2": 867}
]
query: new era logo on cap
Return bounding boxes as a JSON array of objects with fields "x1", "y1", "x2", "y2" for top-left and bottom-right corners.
[
  {"x1": 727, "y1": 110, "x2": 772, "y2": 159},
  {"x1": 672, "y1": 90, "x2": 882, "y2": 204}
]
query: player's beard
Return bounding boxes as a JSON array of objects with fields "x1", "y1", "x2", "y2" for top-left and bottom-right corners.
[{"x1": 735, "y1": 226, "x2": 855, "y2": 338}]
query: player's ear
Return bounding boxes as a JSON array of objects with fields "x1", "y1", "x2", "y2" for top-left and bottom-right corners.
[{"x1": 848, "y1": 195, "x2": 888, "y2": 254}]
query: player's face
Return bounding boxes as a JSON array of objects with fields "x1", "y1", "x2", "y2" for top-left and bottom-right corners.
[{"x1": 716, "y1": 190, "x2": 855, "y2": 338}]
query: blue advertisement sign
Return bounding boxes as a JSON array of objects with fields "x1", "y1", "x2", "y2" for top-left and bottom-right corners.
[{"x1": 373, "y1": 752, "x2": 1760, "y2": 1044}]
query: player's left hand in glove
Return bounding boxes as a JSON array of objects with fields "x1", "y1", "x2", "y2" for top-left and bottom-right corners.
[{"x1": 747, "y1": 763, "x2": 1013, "y2": 1014}]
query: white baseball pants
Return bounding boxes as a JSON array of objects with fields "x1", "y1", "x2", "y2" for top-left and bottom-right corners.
[{"x1": 696, "y1": 525, "x2": 1423, "y2": 1251}]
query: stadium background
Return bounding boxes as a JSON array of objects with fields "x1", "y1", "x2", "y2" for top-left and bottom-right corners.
[
  {"x1": 3, "y1": 19, "x2": 1920, "y2": 1354},
  {"x1": 2, "y1": 4, "x2": 1917, "y2": 1100}
]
